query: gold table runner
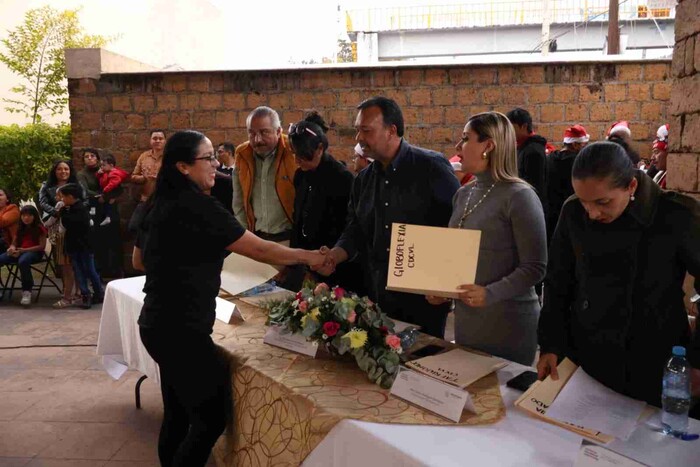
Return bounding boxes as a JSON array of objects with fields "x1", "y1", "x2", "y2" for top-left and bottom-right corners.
[{"x1": 212, "y1": 299, "x2": 505, "y2": 467}]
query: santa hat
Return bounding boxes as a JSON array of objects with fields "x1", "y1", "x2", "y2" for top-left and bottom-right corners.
[
  {"x1": 653, "y1": 139, "x2": 668, "y2": 151},
  {"x1": 563, "y1": 124, "x2": 590, "y2": 144},
  {"x1": 354, "y1": 143, "x2": 374, "y2": 162},
  {"x1": 449, "y1": 155, "x2": 462, "y2": 172},
  {"x1": 607, "y1": 120, "x2": 631, "y2": 139},
  {"x1": 656, "y1": 124, "x2": 669, "y2": 142}
]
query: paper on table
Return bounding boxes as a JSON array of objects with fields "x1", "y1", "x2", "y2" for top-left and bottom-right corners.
[
  {"x1": 220, "y1": 252, "x2": 278, "y2": 296},
  {"x1": 405, "y1": 348, "x2": 506, "y2": 388},
  {"x1": 238, "y1": 286, "x2": 295, "y2": 306},
  {"x1": 514, "y1": 358, "x2": 615, "y2": 443},
  {"x1": 546, "y1": 367, "x2": 646, "y2": 441}
]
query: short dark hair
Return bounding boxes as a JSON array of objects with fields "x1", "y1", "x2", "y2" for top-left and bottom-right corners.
[
  {"x1": 150, "y1": 129, "x2": 166, "y2": 138},
  {"x1": 218, "y1": 142, "x2": 235, "y2": 154},
  {"x1": 102, "y1": 154, "x2": 117, "y2": 166},
  {"x1": 506, "y1": 108, "x2": 533, "y2": 133},
  {"x1": 357, "y1": 96, "x2": 404, "y2": 137},
  {"x1": 572, "y1": 141, "x2": 635, "y2": 189},
  {"x1": 57, "y1": 183, "x2": 84, "y2": 200},
  {"x1": 82, "y1": 148, "x2": 101, "y2": 160}
]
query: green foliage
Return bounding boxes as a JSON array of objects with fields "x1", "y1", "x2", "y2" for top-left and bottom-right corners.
[
  {"x1": 336, "y1": 39, "x2": 355, "y2": 63},
  {"x1": 0, "y1": 123, "x2": 72, "y2": 202},
  {"x1": 0, "y1": 6, "x2": 109, "y2": 124}
]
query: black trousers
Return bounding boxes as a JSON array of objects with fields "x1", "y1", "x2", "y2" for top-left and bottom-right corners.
[{"x1": 139, "y1": 326, "x2": 231, "y2": 467}]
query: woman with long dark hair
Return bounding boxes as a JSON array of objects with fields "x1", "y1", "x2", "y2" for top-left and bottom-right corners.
[
  {"x1": 39, "y1": 160, "x2": 86, "y2": 308},
  {"x1": 0, "y1": 188, "x2": 19, "y2": 255},
  {"x1": 133, "y1": 130, "x2": 325, "y2": 467},
  {"x1": 537, "y1": 141, "x2": 700, "y2": 405}
]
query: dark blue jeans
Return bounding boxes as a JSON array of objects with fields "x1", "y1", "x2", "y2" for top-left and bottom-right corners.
[
  {"x1": 68, "y1": 251, "x2": 103, "y2": 297},
  {"x1": 0, "y1": 251, "x2": 43, "y2": 291}
]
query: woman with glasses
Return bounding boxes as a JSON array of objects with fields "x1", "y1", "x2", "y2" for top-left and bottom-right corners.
[
  {"x1": 283, "y1": 112, "x2": 360, "y2": 291},
  {"x1": 132, "y1": 130, "x2": 326, "y2": 467},
  {"x1": 426, "y1": 112, "x2": 547, "y2": 366}
]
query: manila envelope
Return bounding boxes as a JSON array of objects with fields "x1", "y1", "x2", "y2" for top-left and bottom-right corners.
[{"x1": 386, "y1": 223, "x2": 481, "y2": 298}]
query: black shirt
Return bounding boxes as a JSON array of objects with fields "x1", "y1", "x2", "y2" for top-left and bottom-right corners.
[
  {"x1": 137, "y1": 188, "x2": 245, "y2": 334},
  {"x1": 291, "y1": 153, "x2": 353, "y2": 250},
  {"x1": 335, "y1": 139, "x2": 459, "y2": 336},
  {"x1": 210, "y1": 166, "x2": 234, "y2": 214},
  {"x1": 60, "y1": 202, "x2": 92, "y2": 254}
]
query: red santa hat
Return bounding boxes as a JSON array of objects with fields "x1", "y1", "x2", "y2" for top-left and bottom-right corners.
[
  {"x1": 607, "y1": 120, "x2": 631, "y2": 139},
  {"x1": 656, "y1": 123, "x2": 669, "y2": 142},
  {"x1": 653, "y1": 140, "x2": 668, "y2": 151},
  {"x1": 563, "y1": 124, "x2": 590, "y2": 144}
]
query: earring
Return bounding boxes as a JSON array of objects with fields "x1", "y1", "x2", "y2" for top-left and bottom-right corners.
[
  {"x1": 482, "y1": 152, "x2": 488, "y2": 160},
  {"x1": 630, "y1": 194, "x2": 635, "y2": 201}
]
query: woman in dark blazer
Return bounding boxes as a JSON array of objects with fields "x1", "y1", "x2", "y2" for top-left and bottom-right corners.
[
  {"x1": 286, "y1": 112, "x2": 359, "y2": 292},
  {"x1": 537, "y1": 141, "x2": 700, "y2": 406}
]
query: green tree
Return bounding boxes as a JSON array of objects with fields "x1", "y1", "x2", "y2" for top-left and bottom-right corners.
[
  {"x1": 0, "y1": 6, "x2": 109, "y2": 124},
  {"x1": 336, "y1": 39, "x2": 355, "y2": 63}
]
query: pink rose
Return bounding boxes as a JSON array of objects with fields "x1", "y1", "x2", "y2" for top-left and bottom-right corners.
[
  {"x1": 347, "y1": 310, "x2": 356, "y2": 324},
  {"x1": 298, "y1": 301, "x2": 308, "y2": 312},
  {"x1": 385, "y1": 334, "x2": 401, "y2": 350},
  {"x1": 314, "y1": 283, "x2": 330, "y2": 295},
  {"x1": 322, "y1": 321, "x2": 341, "y2": 337},
  {"x1": 333, "y1": 287, "x2": 346, "y2": 299}
]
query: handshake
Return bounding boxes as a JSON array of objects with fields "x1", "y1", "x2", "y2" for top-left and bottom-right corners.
[{"x1": 307, "y1": 246, "x2": 339, "y2": 276}]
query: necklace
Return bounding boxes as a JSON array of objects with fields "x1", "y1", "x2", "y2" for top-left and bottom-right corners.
[{"x1": 457, "y1": 182, "x2": 496, "y2": 228}]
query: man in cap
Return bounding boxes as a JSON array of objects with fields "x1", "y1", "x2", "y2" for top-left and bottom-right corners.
[
  {"x1": 545, "y1": 124, "x2": 590, "y2": 240},
  {"x1": 350, "y1": 143, "x2": 373, "y2": 175},
  {"x1": 651, "y1": 125, "x2": 669, "y2": 188}
]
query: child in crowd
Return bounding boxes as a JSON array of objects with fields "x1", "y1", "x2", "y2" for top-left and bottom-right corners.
[
  {"x1": 0, "y1": 205, "x2": 47, "y2": 307},
  {"x1": 56, "y1": 184, "x2": 103, "y2": 308},
  {"x1": 97, "y1": 154, "x2": 129, "y2": 227}
]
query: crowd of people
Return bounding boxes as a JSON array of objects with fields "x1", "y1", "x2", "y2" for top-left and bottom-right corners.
[{"x1": 0, "y1": 95, "x2": 696, "y2": 466}]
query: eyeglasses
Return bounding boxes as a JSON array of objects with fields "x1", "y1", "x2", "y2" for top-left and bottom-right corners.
[
  {"x1": 288, "y1": 123, "x2": 317, "y2": 137},
  {"x1": 194, "y1": 154, "x2": 218, "y2": 164}
]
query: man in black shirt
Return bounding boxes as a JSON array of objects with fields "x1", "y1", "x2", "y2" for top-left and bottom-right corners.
[
  {"x1": 318, "y1": 97, "x2": 460, "y2": 338},
  {"x1": 210, "y1": 142, "x2": 235, "y2": 214},
  {"x1": 507, "y1": 108, "x2": 548, "y2": 213}
]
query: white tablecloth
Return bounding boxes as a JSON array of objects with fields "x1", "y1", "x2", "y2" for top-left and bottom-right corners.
[
  {"x1": 98, "y1": 277, "x2": 700, "y2": 466},
  {"x1": 96, "y1": 276, "x2": 160, "y2": 382},
  {"x1": 304, "y1": 363, "x2": 700, "y2": 467}
]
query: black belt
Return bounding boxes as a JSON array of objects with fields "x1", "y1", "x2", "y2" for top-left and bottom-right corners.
[{"x1": 254, "y1": 230, "x2": 291, "y2": 242}]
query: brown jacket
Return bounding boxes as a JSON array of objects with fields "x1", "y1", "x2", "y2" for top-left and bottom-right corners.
[
  {"x1": 234, "y1": 135, "x2": 296, "y2": 232},
  {"x1": 0, "y1": 204, "x2": 19, "y2": 246}
]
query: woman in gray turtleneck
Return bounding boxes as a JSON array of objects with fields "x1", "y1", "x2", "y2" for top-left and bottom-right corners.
[{"x1": 427, "y1": 112, "x2": 547, "y2": 365}]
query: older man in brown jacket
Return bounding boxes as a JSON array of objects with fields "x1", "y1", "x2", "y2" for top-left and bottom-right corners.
[{"x1": 232, "y1": 107, "x2": 296, "y2": 242}]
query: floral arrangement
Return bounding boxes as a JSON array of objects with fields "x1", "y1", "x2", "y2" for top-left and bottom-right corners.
[{"x1": 266, "y1": 282, "x2": 402, "y2": 389}]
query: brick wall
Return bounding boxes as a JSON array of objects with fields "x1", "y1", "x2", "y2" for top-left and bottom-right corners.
[
  {"x1": 68, "y1": 61, "x2": 671, "y2": 175},
  {"x1": 668, "y1": 0, "x2": 700, "y2": 195}
]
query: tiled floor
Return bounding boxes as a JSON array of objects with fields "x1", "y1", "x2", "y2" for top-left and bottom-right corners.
[{"x1": 0, "y1": 288, "x2": 215, "y2": 467}]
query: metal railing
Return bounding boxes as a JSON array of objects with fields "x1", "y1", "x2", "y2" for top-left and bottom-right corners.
[{"x1": 346, "y1": 0, "x2": 675, "y2": 32}]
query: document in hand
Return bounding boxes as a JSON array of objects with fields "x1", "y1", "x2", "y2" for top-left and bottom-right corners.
[
  {"x1": 546, "y1": 366, "x2": 646, "y2": 441},
  {"x1": 405, "y1": 348, "x2": 507, "y2": 388},
  {"x1": 386, "y1": 223, "x2": 481, "y2": 298},
  {"x1": 220, "y1": 252, "x2": 279, "y2": 296},
  {"x1": 514, "y1": 359, "x2": 647, "y2": 443}
]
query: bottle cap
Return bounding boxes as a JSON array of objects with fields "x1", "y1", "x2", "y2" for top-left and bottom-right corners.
[{"x1": 672, "y1": 346, "x2": 686, "y2": 357}]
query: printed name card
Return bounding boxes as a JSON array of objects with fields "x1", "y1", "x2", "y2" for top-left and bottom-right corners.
[
  {"x1": 386, "y1": 223, "x2": 481, "y2": 298},
  {"x1": 263, "y1": 325, "x2": 319, "y2": 358},
  {"x1": 390, "y1": 367, "x2": 476, "y2": 422},
  {"x1": 574, "y1": 441, "x2": 648, "y2": 467}
]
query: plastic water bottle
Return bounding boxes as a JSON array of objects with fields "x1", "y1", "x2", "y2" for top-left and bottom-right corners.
[
  {"x1": 661, "y1": 346, "x2": 691, "y2": 435},
  {"x1": 398, "y1": 327, "x2": 419, "y2": 350}
]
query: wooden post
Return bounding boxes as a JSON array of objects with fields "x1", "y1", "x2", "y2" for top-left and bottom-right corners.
[{"x1": 607, "y1": 0, "x2": 620, "y2": 54}]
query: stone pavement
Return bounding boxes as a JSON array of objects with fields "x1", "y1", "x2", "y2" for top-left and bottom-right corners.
[{"x1": 0, "y1": 287, "x2": 215, "y2": 467}]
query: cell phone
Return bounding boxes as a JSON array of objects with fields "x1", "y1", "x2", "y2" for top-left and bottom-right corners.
[
  {"x1": 506, "y1": 370, "x2": 538, "y2": 392},
  {"x1": 408, "y1": 344, "x2": 447, "y2": 359}
]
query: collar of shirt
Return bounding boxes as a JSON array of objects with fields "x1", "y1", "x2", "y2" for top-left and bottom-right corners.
[
  {"x1": 255, "y1": 148, "x2": 276, "y2": 160},
  {"x1": 372, "y1": 139, "x2": 409, "y2": 176},
  {"x1": 219, "y1": 164, "x2": 234, "y2": 171}
]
